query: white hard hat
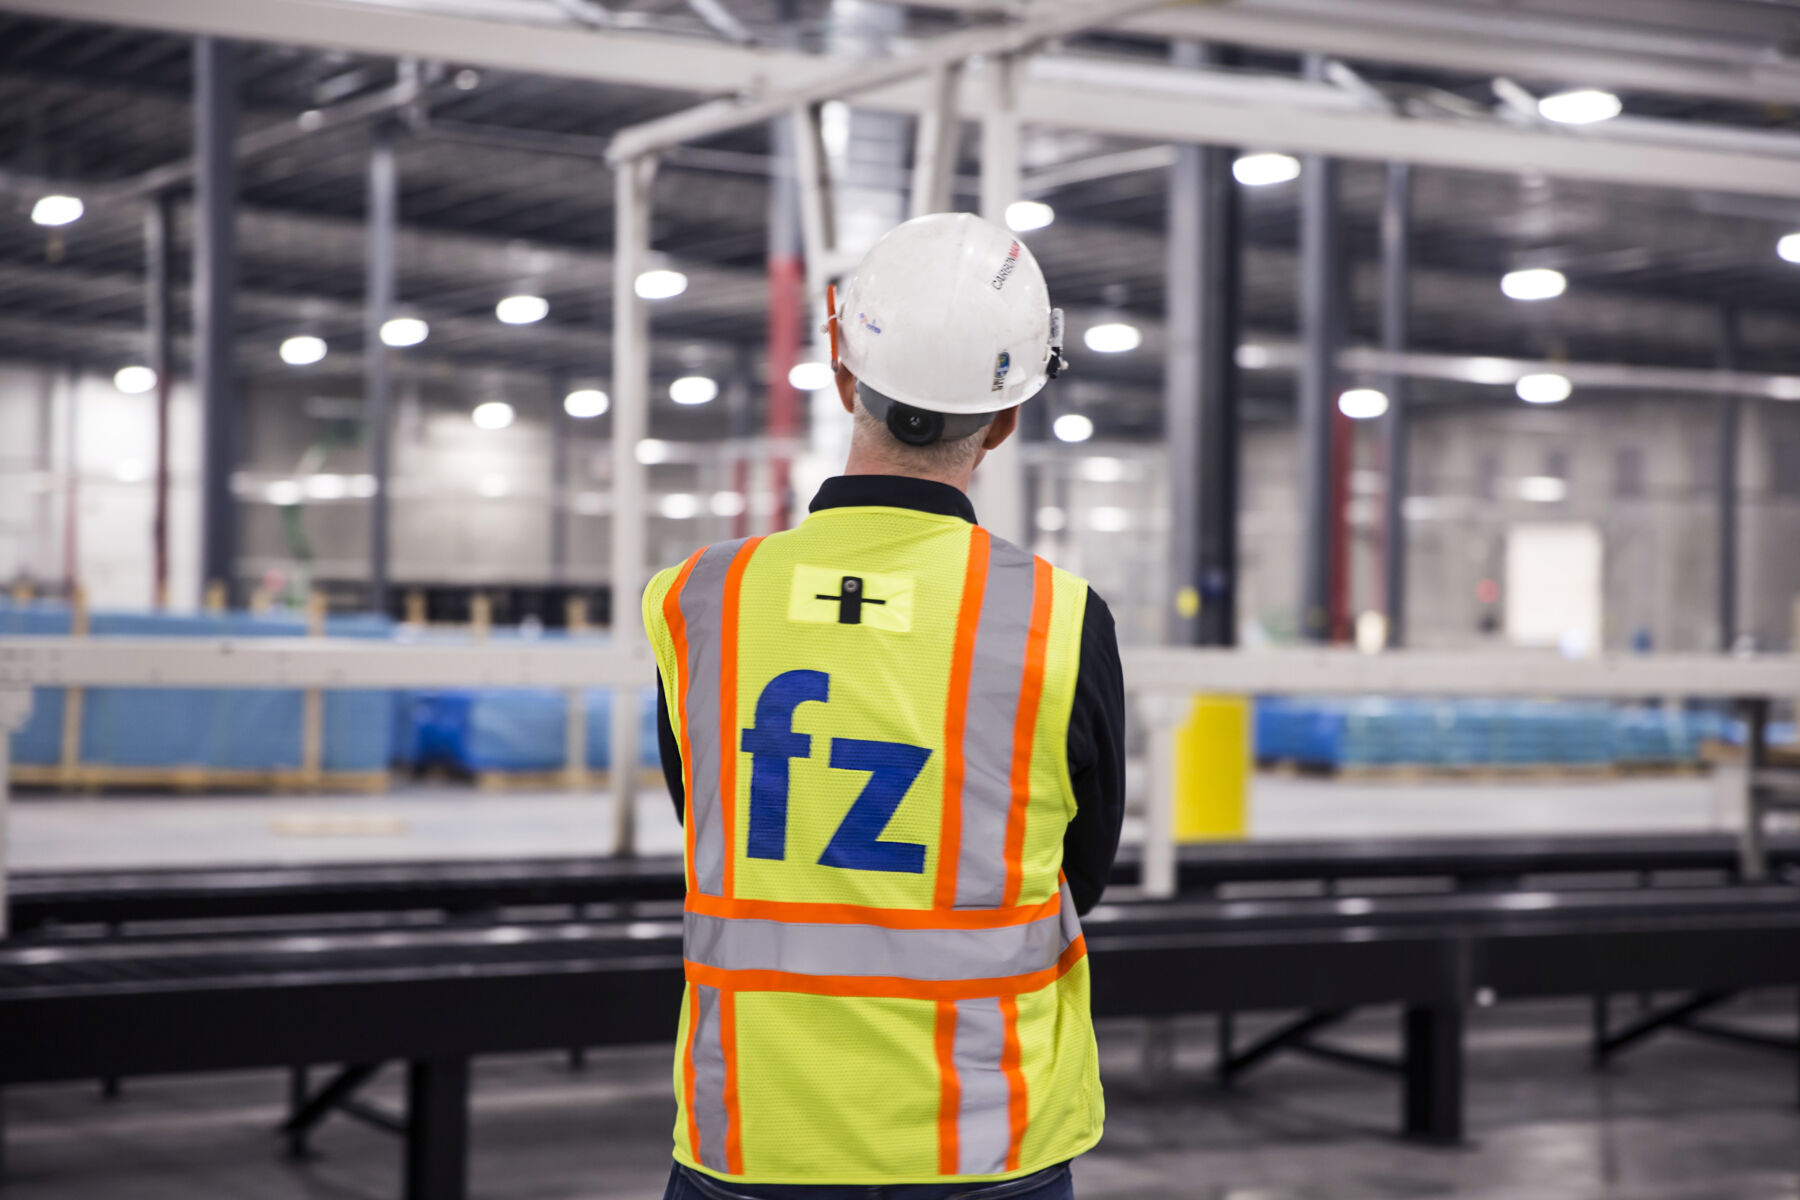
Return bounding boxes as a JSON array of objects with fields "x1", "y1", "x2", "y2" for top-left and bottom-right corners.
[{"x1": 833, "y1": 213, "x2": 1066, "y2": 443}]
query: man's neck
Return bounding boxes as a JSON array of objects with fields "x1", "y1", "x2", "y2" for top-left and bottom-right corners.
[{"x1": 840, "y1": 448, "x2": 975, "y2": 494}]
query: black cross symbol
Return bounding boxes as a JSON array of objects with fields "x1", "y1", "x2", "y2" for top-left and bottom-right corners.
[{"x1": 816, "y1": 575, "x2": 886, "y2": 625}]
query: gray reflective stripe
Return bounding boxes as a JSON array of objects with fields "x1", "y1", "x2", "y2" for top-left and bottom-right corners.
[
  {"x1": 1058, "y1": 878, "x2": 1082, "y2": 947},
  {"x1": 685, "y1": 910, "x2": 1065, "y2": 982},
  {"x1": 953, "y1": 997, "x2": 1013, "y2": 1175},
  {"x1": 678, "y1": 539, "x2": 751, "y2": 896},
  {"x1": 691, "y1": 984, "x2": 731, "y2": 1172},
  {"x1": 955, "y1": 536, "x2": 1039, "y2": 908}
]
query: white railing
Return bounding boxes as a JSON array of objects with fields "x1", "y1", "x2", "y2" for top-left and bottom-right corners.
[{"x1": 1, "y1": 638, "x2": 1794, "y2": 932}]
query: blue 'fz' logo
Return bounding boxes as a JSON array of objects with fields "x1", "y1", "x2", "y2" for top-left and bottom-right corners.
[{"x1": 742, "y1": 670, "x2": 929, "y2": 874}]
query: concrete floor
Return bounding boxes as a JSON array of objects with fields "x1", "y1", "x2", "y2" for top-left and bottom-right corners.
[
  {"x1": 8, "y1": 774, "x2": 1735, "y2": 871},
  {"x1": 4, "y1": 998, "x2": 1797, "y2": 1199}
]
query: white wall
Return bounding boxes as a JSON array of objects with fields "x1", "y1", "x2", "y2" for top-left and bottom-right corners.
[{"x1": 0, "y1": 362, "x2": 202, "y2": 611}]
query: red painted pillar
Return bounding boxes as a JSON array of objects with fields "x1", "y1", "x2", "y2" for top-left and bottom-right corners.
[{"x1": 1328, "y1": 403, "x2": 1353, "y2": 643}]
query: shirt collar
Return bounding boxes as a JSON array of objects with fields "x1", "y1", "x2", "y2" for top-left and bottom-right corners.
[{"x1": 808, "y1": 475, "x2": 978, "y2": 524}]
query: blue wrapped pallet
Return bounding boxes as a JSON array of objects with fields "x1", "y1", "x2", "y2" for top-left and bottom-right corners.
[
  {"x1": 396, "y1": 685, "x2": 662, "y2": 775},
  {"x1": 1249, "y1": 694, "x2": 1719, "y2": 773},
  {"x1": 3, "y1": 601, "x2": 393, "y2": 778},
  {"x1": 1, "y1": 602, "x2": 71, "y2": 767}
]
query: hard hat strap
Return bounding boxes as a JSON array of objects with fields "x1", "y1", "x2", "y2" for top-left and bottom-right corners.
[{"x1": 826, "y1": 282, "x2": 841, "y2": 370}]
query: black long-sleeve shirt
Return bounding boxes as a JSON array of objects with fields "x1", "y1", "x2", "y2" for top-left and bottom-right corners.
[{"x1": 654, "y1": 474, "x2": 1126, "y2": 915}]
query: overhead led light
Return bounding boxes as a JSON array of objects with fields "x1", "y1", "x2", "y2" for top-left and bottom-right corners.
[
  {"x1": 1500, "y1": 268, "x2": 1567, "y2": 301},
  {"x1": 1036, "y1": 506, "x2": 1067, "y2": 532},
  {"x1": 31, "y1": 195, "x2": 83, "y2": 227},
  {"x1": 635, "y1": 269, "x2": 688, "y2": 300},
  {"x1": 1232, "y1": 153, "x2": 1301, "y2": 187},
  {"x1": 454, "y1": 68, "x2": 481, "y2": 90},
  {"x1": 303, "y1": 473, "x2": 348, "y2": 500},
  {"x1": 266, "y1": 480, "x2": 303, "y2": 506},
  {"x1": 1338, "y1": 387, "x2": 1389, "y2": 420},
  {"x1": 709, "y1": 490, "x2": 747, "y2": 517},
  {"x1": 564, "y1": 388, "x2": 609, "y2": 418},
  {"x1": 1537, "y1": 89, "x2": 1622, "y2": 125},
  {"x1": 1088, "y1": 506, "x2": 1130, "y2": 533},
  {"x1": 471, "y1": 400, "x2": 516, "y2": 430},
  {"x1": 1515, "y1": 372, "x2": 1572, "y2": 404},
  {"x1": 1080, "y1": 456, "x2": 1126, "y2": 482},
  {"x1": 1236, "y1": 344, "x2": 1272, "y2": 370},
  {"x1": 380, "y1": 317, "x2": 428, "y2": 347},
  {"x1": 1465, "y1": 356, "x2": 1516, "y2": 385},
  {"x1": 113, "y1": 365, "x2": 156, "y2": 394},
  {"x1": 788, "y1": 361, "x2": 834, "y2": 391},
  {"x1": 1083, "y1": 323, "x2": 1140, "y2": 354},
  {"x1": 1778, "y1": 233, "x2": 1800, "y2": 264},
  {"x1": 477, "y1": 473, "x2": 510, "y2": 498},
  {"x1": 659, "y1": 492, "x2": 702, "y2": 519},
  {"x1": 1769, "y1": 376, "x2": 1800, "y2": 401},
  {"x1": 636, "y1": 438, "x2": 671, "y2": 465},
  {"x1": 669, "y1": 375, "x2": 718, "y2": 405},
  {"x1": 495, "y1": 294, "x2": 548, "y2": 324},
  {"x1": 279, "y1": 335, "x2": 327, "y2": 365},
  {"x1": 1053, "y1": 413, "x2": 1094, "y2": 443},
  {"x1": 1518, "y1": 475, "x2": 1568, "y2": 503},
  {"x1": 349, "y1": 474, "x2": 378, "y2": 498},
  {"x1": 1005, "y1": 200, "x2": 1055, "y2": 232}
]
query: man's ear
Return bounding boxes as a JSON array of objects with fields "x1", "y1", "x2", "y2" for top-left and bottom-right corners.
[
  {"x1": 835, "y1": 363, "x2": 856, "y2": 415},
  {"x1": 981, "y1": 406, "x2": 1020, "y2": 450}
]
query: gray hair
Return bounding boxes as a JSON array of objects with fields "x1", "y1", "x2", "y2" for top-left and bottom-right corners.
[{"x1": 851, "y1": 395, "x2": 990, "y2": 473}]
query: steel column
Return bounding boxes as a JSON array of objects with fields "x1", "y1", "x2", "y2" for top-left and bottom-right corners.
[
  {"x1": 1401, "y1": 1003, "x2": 1464, "y2": 1143},
  {"x1": 193, "y1": 37, "x2": 241, "y2": 607},
  {"x1": 1296, "y1": 54, "x2": 1342, "y2": 643},
  {"x1": 1165, "y1": 42, "x2": 1242, "y2": 648},
  {"x1": 975, "y1": 53, "x2": 1027, "y2": 547},
  {"x1": 908, "y1": 63, "x2": 962, "y2": 218},
  {"x1": 365, "y1": 124, "x2": 397, "y2": 617},
  {"x1": 768, "y1": 109, "x2": 804, "y2": 533},
  {"x1": 0, "y1": 689, "x2": 30, "y2": 938},
  {"x1": 551, "y1": 377, "x2": 570, "y2": 579},
  {"x1": 610, "y1": 155, "x2": 656, "y2": 857},
  {"x1": 404, "y1": 1057, "x2": 469, "y2": 1200},
  {"x1": 145, "y1": 193, "x2": 174, "y2": 611},
  {"x1": 1379, "y1": 162, "x2": 1411, "y2": 647},
  {"x1": 1716, "y1": 307, "x2": 1741, "y2": 652}
]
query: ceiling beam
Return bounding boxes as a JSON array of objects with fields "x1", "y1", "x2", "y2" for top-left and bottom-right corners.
[
  {"x1": 907, "y1": 0, "x2": 1800, "y2": 108},
  {"x1": 12, "y1": 0, "x2": 1800, "y2": 201}
]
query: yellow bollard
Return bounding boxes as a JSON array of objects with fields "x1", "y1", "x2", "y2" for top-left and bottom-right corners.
[{"x1": 1172, "y1": 694, "x2": 1250, "y2": 841}]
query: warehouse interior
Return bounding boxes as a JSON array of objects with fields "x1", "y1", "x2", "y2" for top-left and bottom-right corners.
[{"x1": 3, "y1": 0, "x2": 1800, "y2": 1197}]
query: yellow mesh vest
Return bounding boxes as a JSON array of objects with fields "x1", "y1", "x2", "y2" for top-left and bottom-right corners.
[{"x1": 643, "y1": 504, "x2": 1102, "y2": 1185}]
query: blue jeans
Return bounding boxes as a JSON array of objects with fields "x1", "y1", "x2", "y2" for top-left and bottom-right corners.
[{"x1": 662, "y1": 1161, "x2": 1075, "y2": 1200}]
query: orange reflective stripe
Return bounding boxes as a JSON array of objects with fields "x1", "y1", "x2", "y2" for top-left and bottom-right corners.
[
  {"x1": 935, "y1": 1000, "x2": 960, "y2": 1175},
  {"x1": 719, "y1": 988, "x2": 745, "y2": 1175},
  {"x1": 937, "y1": 528, "x2": 990, "y2": 909},
  {"x1": 681, "y1": 981, "x2": 703, "y2": 1161},
  {"x1": 717, "y1": 537, "x2": 763, "y2": 900},
  {"x1": 684, "y1": 935, "x2": 1086, "y2": 1002},
  {"x1": 1002, "y1": 558, "x2": 1054, "y2": 908},
  {"x1": 665, "y1": 548, "x2": 706, "y2": 894},
  {"x1": 998, "y1": 994, "x2": 1028, "y2": 1171},
  {"x1": 684, "y1": 891, "x2": 1062, "y2": 931}
]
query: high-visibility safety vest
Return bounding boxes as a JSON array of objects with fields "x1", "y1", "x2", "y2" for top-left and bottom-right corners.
[{"x1": 642, "y1": 501, "x2": 1102, "y2": 1186}]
